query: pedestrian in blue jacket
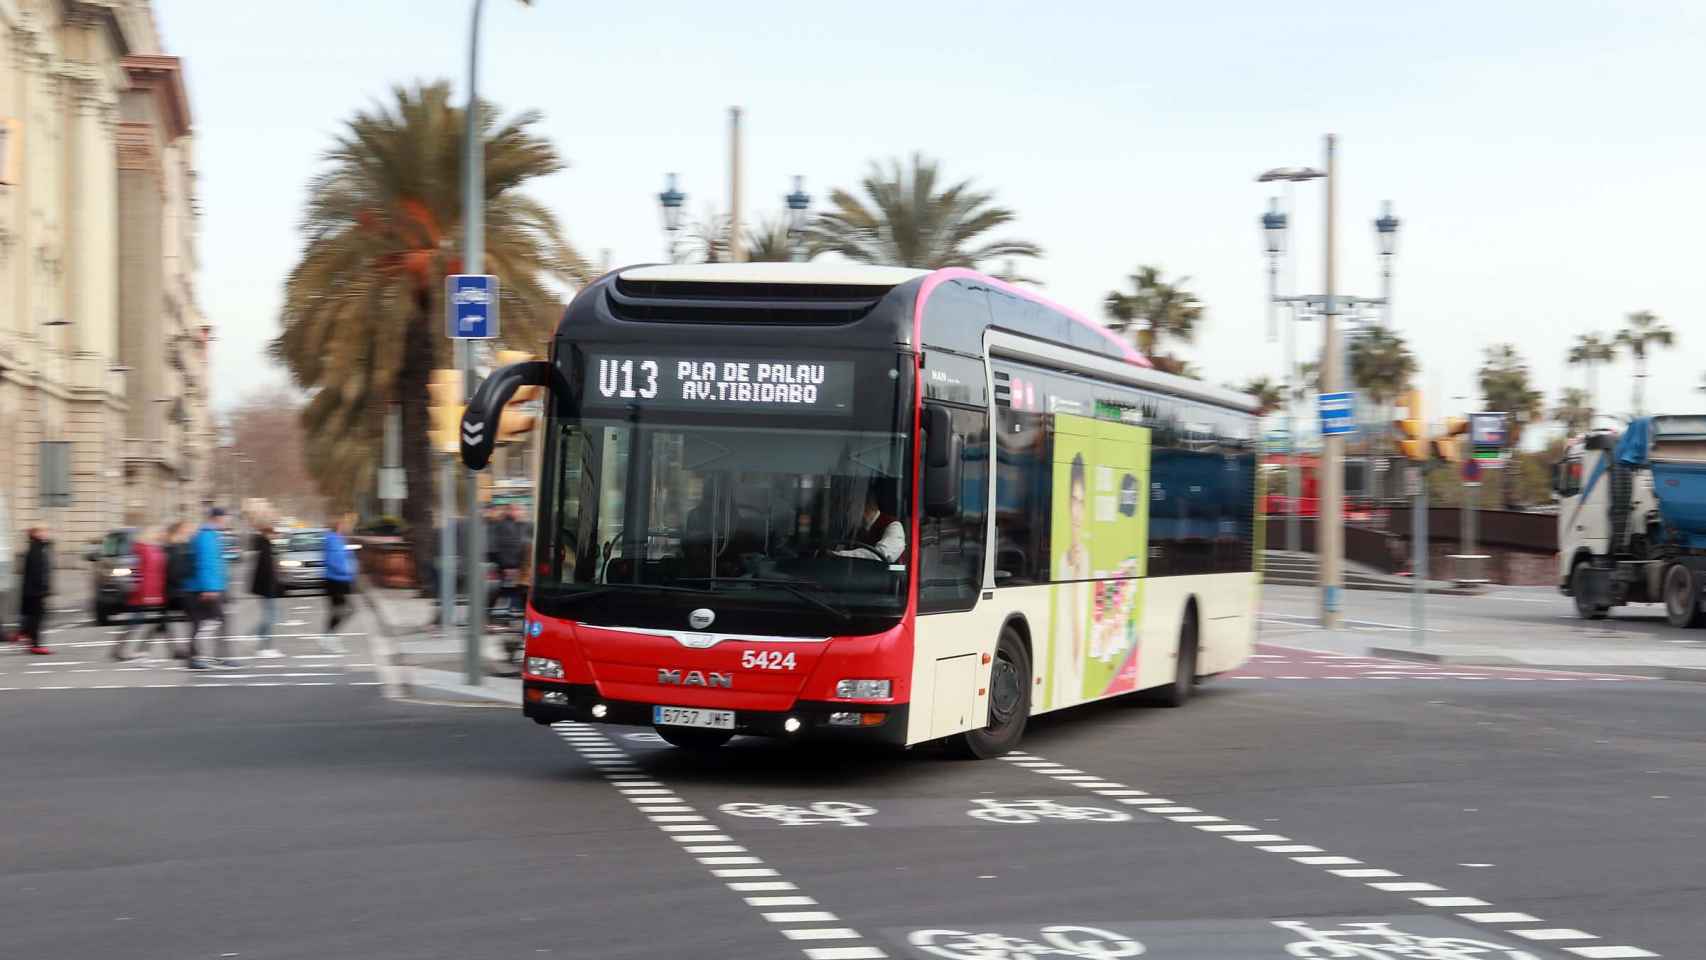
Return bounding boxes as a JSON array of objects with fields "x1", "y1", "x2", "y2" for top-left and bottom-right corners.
[
  {"x1": 186, "y1": 507, "x2": 234, "y2": 669},
  {"x1": 322, "y1": 514, "x2": 356, "y2": 652}
]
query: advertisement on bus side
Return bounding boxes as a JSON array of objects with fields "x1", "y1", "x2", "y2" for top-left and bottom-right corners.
[{"x1": 1045, "y1": 414, "x2": 1151, "y2": 708}]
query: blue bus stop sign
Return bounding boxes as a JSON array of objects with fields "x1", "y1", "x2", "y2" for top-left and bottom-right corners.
[
  {"x1": 1318, "y1": 391, "x2": 1357, "y2": 437},
  {"x1": 446, "y1": 274, "x2": 499, "y2": 340}
]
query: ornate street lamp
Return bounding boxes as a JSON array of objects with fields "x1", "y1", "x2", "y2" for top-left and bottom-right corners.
[
  {"x1": 1374, "y1": 201, "x2": 1400, "y2": 327},
  {"x1": 784, "y1": 175, "x2": 811, "y2": 261},
  {"x1": 657, "y1": 173, "x2": 686, "y2": 262}
]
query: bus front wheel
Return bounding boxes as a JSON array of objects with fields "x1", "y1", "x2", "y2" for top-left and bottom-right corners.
[{"x1": 948, "y1": 627, "x2": 1031, "y2": 760}]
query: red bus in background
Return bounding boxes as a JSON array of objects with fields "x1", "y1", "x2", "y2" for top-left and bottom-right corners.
[{"x1": 1260, "y1": 453, "x2": 1388, "y2": 524}]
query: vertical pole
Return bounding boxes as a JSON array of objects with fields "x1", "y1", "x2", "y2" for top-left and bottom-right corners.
[
  {"x1": 728, "y1": 106, "x2": 744, "y2": 263},
  {"x1": 462, "y1": 0, "x2": 488, "y2": 685},
  {"x1": 1412, "y1": 465, "x2": 1427, "y2": 646},
  {"x1": 439, "y1": 455, "x2": 454, "y2": 637},
  {"x1": 1285, "y1": 306, "x2": 1300, "y2": 553},
  {"x1": 1318, "y1": 133, "x2": 1343, "y2": 628}
]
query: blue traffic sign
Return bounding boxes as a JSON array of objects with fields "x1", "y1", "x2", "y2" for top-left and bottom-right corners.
[
  {"x1": 446, "y1": 274, "x2": 499, "y2": 339},
  {"x1": 1317, "y1": 391, "x2": 1358, "y2": 437}
]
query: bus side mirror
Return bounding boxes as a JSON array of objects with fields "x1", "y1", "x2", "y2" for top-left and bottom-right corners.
[
  {"x1": 923, "y1": 405, "x2": 961, "y2": 518},
  {"x1": 462, "y1": 360, "x2": 555, "y2": 471}
]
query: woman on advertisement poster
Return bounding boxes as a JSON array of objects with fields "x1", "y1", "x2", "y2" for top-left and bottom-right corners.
[{"x1": 1050, "y1": 453, "x2": 1091, "y2": 707}]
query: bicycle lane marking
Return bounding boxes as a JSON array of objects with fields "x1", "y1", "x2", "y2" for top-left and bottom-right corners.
[
  {"x1": 991, "y1": 749, "x2": 1659, "y2": 959},
  {"x1": 550, "y1": 722, "x2": 888, "y2": 960}
]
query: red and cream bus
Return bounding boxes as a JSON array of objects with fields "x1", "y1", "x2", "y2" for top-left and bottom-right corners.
[{"x1": 461, "y1": 263, "x2": 1259, "y2": 757}]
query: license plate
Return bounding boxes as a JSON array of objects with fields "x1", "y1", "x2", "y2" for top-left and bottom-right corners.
[{"x1": 653, "y1": 706, "x2": 735, "y2": 730}]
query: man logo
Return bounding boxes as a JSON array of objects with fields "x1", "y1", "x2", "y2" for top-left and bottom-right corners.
[
  {"x1": 657, "y1": 669, "x2": 733, "y2": 689},
  {"x1": 689, "y1": 608, "x2": 716, "y2": 630}
]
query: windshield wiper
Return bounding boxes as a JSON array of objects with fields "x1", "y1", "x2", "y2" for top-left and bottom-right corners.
[{"x1": 671, "y1": 577, "x2": 852, "y2": 623}]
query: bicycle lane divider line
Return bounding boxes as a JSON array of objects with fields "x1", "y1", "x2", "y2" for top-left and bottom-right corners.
[
  {"x1": 992, "y1": 750, "x2": 1660, "y2": 959},
  {"x1": 549, "y1": 722, "x2": 887, "y2": 960}
]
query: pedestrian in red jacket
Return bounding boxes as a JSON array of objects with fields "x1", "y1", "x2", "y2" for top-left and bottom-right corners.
[{"x1": 113, "y1": 528, "x2": 167, "y2": 661}]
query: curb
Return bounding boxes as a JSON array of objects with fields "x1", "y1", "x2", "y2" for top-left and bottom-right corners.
[
  {"x1": 1366, "y1": 645, "x2": 1706, "y2": 682},
  {"x1": 1263, "y1": 577, "x2": 1481, "y2": 597},
  {"x1": 405, "y1": 666, "x2": 520, "y2": 705}
]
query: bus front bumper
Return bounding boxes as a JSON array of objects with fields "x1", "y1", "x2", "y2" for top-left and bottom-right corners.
[{"x1": 521, "y1": 680, "x2": 908, "y2": 745}]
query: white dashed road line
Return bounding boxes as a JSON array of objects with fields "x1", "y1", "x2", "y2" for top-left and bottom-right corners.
[
  {"x1": 995, "y1": 749, "x2": 1657, "y2": 959},
  {"x1": 550, "y1": 722, "x2": 887, "y2": 960}
]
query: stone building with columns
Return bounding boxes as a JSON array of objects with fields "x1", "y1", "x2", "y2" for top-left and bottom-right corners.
[{"x1": 0, "y1": 0, "x2": 211, "y2": 566}]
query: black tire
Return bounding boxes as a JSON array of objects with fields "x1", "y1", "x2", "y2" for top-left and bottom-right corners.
[
  {"x1": 1663, "y1": 564, "x2": 1705, "y2": 629},
  {"x1": 655, "y1": 726, "x2": 734, "y2": 751},
  {"x1": 94, "y1": 603, "x2": 111, "y2": 627},
  {"x1": 1571, "y1": 563, "x2": 1610, "y2": 620},
  {"x1": 1149, "y1": 609, "x2": 1199, "y2": 708},
  {"x1": 948, "y1": 626, "x2": 1031, "y2": 760}
]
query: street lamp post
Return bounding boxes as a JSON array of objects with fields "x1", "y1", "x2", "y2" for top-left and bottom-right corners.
[
  {"x1": 1375, "y1": 201, "x2": 1399, "y2": 328},
  {"x1": 1260, "y1": 198, "x2": 1300, "y2": 552},
  {"x1": 1256, "y1": 136, "x2": 1352, "y2": 629},
  {"x1": 1319, "y1": 135, "x2": 1344, "y2": 629},
  {"x1": 784, "y1": 175, "x2": 811, "y2": 262},
  {"x1": 657, "y1": 173, "x2": 686, "y2": 262},
  {"x1": 1258, "y1": 168, "x2": 1326, "y2": 564}
]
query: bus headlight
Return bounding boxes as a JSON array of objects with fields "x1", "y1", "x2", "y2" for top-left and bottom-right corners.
[
  {"x1": 834, "y1": 679, "x2": 891, "y2": 700},
  {"x1": 525, "y1": 656, "x2": 564, "y2": 679}
]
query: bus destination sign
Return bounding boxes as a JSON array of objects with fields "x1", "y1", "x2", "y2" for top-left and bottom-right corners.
[{"x1": 586, "y1": 354, "x2": 855, "y2": 415}]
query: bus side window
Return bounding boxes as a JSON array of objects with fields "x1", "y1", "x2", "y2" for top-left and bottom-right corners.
[
  {"x1": 919, "y1": 405, "x2": 989, "y2": 613},
  {"x1": 994, "y1": 406, "x2": 1049, "y2": 585}
]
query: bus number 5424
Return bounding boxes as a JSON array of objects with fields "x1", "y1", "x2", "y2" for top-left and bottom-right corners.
[{"x1": 741, "y1": 651, "x2": 796, "y2": 671}]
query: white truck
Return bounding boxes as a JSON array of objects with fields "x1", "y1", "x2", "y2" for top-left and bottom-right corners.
[{"x1": 1556, "y1": 415, "x2": 1706, "y2": 627}]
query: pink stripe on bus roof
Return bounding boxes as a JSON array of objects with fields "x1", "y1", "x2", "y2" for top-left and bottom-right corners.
[{"x1": 913, "y1": 267, "x2": 1149, "y2": 367}]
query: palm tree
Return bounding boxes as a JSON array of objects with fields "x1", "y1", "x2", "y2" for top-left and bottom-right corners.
[
  {"x1": 1552, "y1": 387, "x2": 1593, "y2": 436},
  {"x1": 271, "y1": 81, "x2": 590, "y2": 579},
  {"x1": 1566, "y1": 332, "x2": 1615, "y2": 420},
  {"x1": 743, "y1": 215, "x2": 798, "y2": 263},
  {"x1": 1614, "y1": 310, "x2": 1676, "y2": 415},
  {"x1": 1477, "y1": 343, "x2": 1545, "y2": 507},
  {"x1": 802, "y1": 153, "x2": 1042, "y2": 270},
  {"x1": 1102, "y1": 266, "x2": 1204, "y2": 360},
  {"x1": 1236, "y1": 376, "x2": 1284, "y2": 415},
  {"x1": 1347, "y1": 325, "x2": 1416, "y2": 454}
]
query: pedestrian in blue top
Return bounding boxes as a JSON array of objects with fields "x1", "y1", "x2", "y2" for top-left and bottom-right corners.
[
  {"x1": 322, "y1": 514, "x2": 356, "y2": 653},
  {"x1": 186, "y1": 507, "x2": 234, "y2": 669}
]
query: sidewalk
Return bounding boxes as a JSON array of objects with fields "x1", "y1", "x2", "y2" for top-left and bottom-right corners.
[
  {"x1": 360, "y1": 586, "x2": 520, "y2": 704},
  {"x1": 1260, "y1": 584, "x2": 1706, "y2": 682}
]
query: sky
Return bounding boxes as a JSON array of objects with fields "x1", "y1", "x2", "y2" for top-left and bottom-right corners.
[{"x1": 160, "y1": 0, "x2": 1706, "y2": 442}]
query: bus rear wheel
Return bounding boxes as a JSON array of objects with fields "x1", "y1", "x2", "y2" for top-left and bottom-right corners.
[
  {"x1": 948, "y1": 627, "x2": 1031, "y2": 760},
  {"x1": 655, "y1": 726, "x2": 734, "y2": 751},
  {"x1": 1148, "y1": 609, "x2": 1198, "y2": 708},
  {"x1": 1663, "y1": 564, "x2": 1705, "y2": 628}
]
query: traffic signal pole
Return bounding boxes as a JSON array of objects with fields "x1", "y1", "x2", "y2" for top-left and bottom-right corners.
[{"x1": 1412, "y1": 464, "x2": 1427, "y2": 647}]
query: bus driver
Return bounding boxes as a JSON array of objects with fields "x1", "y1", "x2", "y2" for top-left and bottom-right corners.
[{"x1": 832, "y1": 489, "x2": 905, "y2": 563}]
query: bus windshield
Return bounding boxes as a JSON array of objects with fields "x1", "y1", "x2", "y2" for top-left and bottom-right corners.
[{"x1": 540, "y1": 418, "x2": 911, "y2": 621}]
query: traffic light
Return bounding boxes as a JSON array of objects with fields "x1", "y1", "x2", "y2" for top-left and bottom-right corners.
[
  {"x1": 1393, "y1": 390, "x2": 1428, "y2": 461},
  {"x1": 427, "y1": 368, "x2": 464, "y2": 455},
  {"x1": 1433, "y1": 416, "x2": 1469, "y2": 464},
  {"x1": 494, "y1": 349, "x2": 541, "y2": 444}
]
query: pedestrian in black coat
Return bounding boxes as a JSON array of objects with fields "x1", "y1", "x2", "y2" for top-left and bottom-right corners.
[{"x1": 18, "y1": 528, "x2": 52, "y2": 655}]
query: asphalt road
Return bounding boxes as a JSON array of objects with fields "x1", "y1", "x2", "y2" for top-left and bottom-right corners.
[{"x1": 3, "y1": 603, "x2": 1699, "y2": 959}]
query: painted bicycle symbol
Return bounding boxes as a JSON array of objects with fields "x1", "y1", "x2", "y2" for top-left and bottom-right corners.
[
  {"x1": 624, "y1": 732, "x2": 666, "y2": 743},
  {"x1": 966, "y1": 799, "x2": 1132, "y2": 825},
  {"x1": 718, "y1": 801, "x2": 877, "y2": 827},
  {"x1": 1275, "y1": 920, "x2": 1540, "y2": 960},
  {"x1": 908, "y1": 925, "x2": 1145, "y2": 960}
]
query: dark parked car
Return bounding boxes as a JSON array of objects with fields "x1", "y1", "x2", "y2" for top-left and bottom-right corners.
[
  {"x1": 276, "y1": 529, "x2": 329, "y2": 595},
  {"x1": 87, "y1": 528, "x2": 139, "y2": 625}
]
